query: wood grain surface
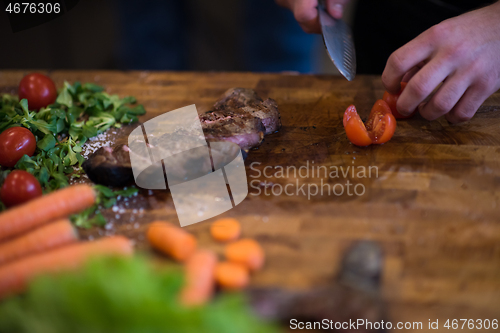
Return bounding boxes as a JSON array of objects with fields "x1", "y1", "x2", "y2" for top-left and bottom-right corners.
[{"x1": 1, "y1": 71, "x2": 499, "y2": 330}]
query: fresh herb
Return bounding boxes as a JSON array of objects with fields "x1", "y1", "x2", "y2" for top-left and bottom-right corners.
[
  {"x1": 0, "y1": 256, "x2": 278, "y2": 333},
  {"x1": 0, "y1": 81, "x2": 146, "y2": 226},
  {"x1": 70, "y1": 186, "x2": 139, "y2": 229}
]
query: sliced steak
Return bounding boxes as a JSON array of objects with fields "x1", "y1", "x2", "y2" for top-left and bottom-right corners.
[
  {"x1": 200, "y1": 108, "x2": 265, "y2": 151},
  {"x1": 82, "y1": 136, "x2": 246, "y2": 187},
  {"x1": 214, "y1": 88, "x2": 281, "y2": 135},
  {"x1": 82, "y1": 88, "x2": 279, "y2": 186},
  {"x1": 82, "y1": 144, "x2": 134, "y2": 187}
]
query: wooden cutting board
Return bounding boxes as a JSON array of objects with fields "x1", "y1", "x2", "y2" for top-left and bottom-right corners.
[{"x1": 1, "y1": 71, "x2": 499, "y2": 327}]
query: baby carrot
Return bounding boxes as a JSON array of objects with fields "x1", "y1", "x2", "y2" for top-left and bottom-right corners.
[
  {"x1": 147, "y1": 221, "x2": 197, "y2": 262},
  {"x1": 179, "y1": 249, "x2": 217, "y2": 306},
  {"x1": 210, "y1": 218, "x2": 241, "y2": 242},
  {"x1": 214, "y1": 261, "x2": 249, "y2": 291},
  {"x1": 0, "y1": 219, "x2": 77, "y2": 266},
  {"x1": 0, "y1": 235, "x2": 133, "y2": 299},
  {"x1": 224, "y1": 239, "x2": 265, "y2": 272},
  {"x1": 0, "y1": 184, "x2": 96, "y2": 242}
]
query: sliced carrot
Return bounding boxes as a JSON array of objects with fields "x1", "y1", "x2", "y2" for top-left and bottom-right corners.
[
  {"x1": 179, "y1": 249, "x2": 217, "y2": 306},
  {"x1": 147, "y1": 221, "x2": 197, "y2": 262},
  {"x1": 215, "y1": 261, "x2": 249, "y2": 291},
  {"x1": 0, "y1": 235, "x2": 133, "y2": 299},
  {"x1": 224, "y1": 239, "x2": 265, "y2": 272},
  {"x1": 0, "y1": 184, "x2": 96, "y2": 242},
  {"x1": 210, "y1": 218, "x2": 241, "y2": 242},
  {"x1": 0, "y1": 219, "x2": 77, "y2": 266}
]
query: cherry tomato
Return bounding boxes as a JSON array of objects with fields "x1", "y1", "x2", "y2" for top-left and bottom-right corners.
[
  {"x1": 18, "y1": 73, "x2": 57, "y2": 110},
  {"x1": 343, "y1": 100, "x2": 397, "y2": 147},
  {"x1": 0, "y1": 127, "x2": 37, "y2": 167},
  {"x1": 365, "y1": 100, "x2": 397, "y2": 144},
  {"x1": 1, "y1": 170, "x2": 43, "y2": 207},
  {"x1": 382, "y1": 82, "x2": 417, "y2": 119},
  {"x1": 344, "y1": 105, "x2": 372, "y2": 146}
]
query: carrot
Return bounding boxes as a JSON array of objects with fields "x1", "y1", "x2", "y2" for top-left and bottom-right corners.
[
  {"x1": 0, "y1": 235, "x2": 133, "y2": 299},
  {"x1": 224, "y1": 239, "x2": 265, "y2": 271},
  {"x1": 0, "y1": 219, "x2": 77, "y2": 266},
  {"x1": 147, "y1": 221, "x2": 197, "y2": 262},
  {"x1": 214, "y1": 261, "x2": 249, "y2": 291},
  {"x1": 179, "y1": 249, "x2": 217, "y2": 306},
  {"x1": 210, "y1": 218, "x2": 241, "y2": 242},
  {"x1": 0, "y1": 184, "x2": 96, "y2": 242}
]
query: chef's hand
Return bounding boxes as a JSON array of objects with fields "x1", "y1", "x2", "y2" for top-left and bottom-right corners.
[
  {"x1": 383, "y1": 2, "x2": 500, "y2": 123},
  {"x1": 275, "y1": 0, "x2": 350, "y2": 33}
]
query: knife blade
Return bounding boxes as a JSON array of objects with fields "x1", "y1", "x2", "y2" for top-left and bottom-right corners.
[{"x1": 318, "y1": 0, "x2": 356, "y2": 81}]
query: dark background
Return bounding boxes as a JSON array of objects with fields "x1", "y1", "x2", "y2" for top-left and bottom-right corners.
[
  {"x1": 0, "y1": 0, "x2": 494, "y2": 73},
  {"x1": 0, "y1": 0, "x2": 325, "y2": 72}
]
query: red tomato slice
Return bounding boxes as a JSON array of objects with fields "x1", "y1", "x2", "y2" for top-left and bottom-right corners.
[
  {"x1": 371, "y1": 113, "x2": 396, "y2": 144},
  {"x1": 382, "y1": 82, "x2": 416, "y2": 119},
  {"x1": 366, "y1": 100, "x2": 393, "y2": 131},
  {"x1": 343, "y1": 105, "x2": 374, "y2": 147},
  {"x1": 343, "y1": 100, "x2": 397, "y2": 146},
  {"x1": 366, "y1": 100, "x2": 397, "y2": 144}
]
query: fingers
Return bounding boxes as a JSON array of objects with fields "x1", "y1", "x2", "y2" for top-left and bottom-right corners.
[
  {"x1": 418, "y1": 75, "x2": 470, "y2": 121},
  {"x1": 382, "y1": 33, "x2": 435, "y2": 94},
  {"x1": 401, "y1": 62, "x2": 425, "y2": 83},
  {"x1": 381, "y1": 4, "x2": 500, "y2": 123},
  {"x1": 326, "y1": 0, "x2": 350, "y2": 19},
  {"x1": 289, "y1": 0, "x2": 322, "y2": 34},
  {"x1": 445, "y1": 86, "x2": 491, "y2": 124},
  {"x1": 275, "y1": 0, "x2": 348, "y2": 33},
  {"x1": 396, "y1": 59, "x2": 452, "y2": 116}
]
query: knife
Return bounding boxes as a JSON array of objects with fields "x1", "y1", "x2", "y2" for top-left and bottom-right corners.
[{"x1": 318, "y1": 0, "x2": 356, "y2": 81}]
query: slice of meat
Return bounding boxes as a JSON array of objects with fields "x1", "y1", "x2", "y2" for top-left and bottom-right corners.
[
  {"x1": 82, "y1": 140, "x2": 247, "y2": 187},
  {"x1": 81, "y1": 88, "x2": 278, "y2": 186},
  {"x1": 82, "y1": 144, "x2": 134, "y2": 187},
  {"x1": 200, "y1": 108, "x2": 265, "y2": 151},
  {"x1": 214, "y1": 88, "x2": 281, "y2": 135}
]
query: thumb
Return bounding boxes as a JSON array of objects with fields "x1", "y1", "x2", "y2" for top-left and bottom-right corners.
[{"x1": 326, "y1": 0, "x2": 350, "y2": 19}]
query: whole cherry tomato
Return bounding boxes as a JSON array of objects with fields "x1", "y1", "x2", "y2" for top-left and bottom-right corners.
[
  {"x1": 0, "y1": 127, "x2": 37, "y2": 167},
  {"x1": 18, "y1": 73, "x2": 57, "y2": 110},
  {"x1": 343, "y1": 100, "x2": 397, "y2": 147},
  {"x1": 382, "y1": 82, "x2": 417, "y2": 119},
  {"x1": 1, "y1": 170, "x2": 43, "y2": 207}
]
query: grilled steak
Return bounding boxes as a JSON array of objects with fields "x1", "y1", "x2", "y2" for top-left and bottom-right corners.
[
  {"x1": 82, "y1": 88, "x2": 279, "y2": 186},
  {"x1": 83, "y1": 137, "x2": 245, "y2": 188},
  {"x1": 213, "y1": 88, "x2": 281, "y2": 135},
  {"x1": 200, "y1": 108, "x2": 265, "y2": 151},
  {"x1": 82, "y1": 144, "x2": 134, "y2": 187}
]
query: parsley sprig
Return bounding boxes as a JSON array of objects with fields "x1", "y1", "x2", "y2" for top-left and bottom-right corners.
[
  {"x1": 0, "y1": 82, "x2": 145, "y2": 191},
  {"x1": 0, "y1": 81, "x2": 146, "y2": 226},
  {"x1": 71, "y1": 185, "x2": 139, "y2": 229}
]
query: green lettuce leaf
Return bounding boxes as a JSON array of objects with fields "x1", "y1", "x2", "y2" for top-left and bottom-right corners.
[{"x1": 0, "y1": 256, "x2": 278, "y2": 333}]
